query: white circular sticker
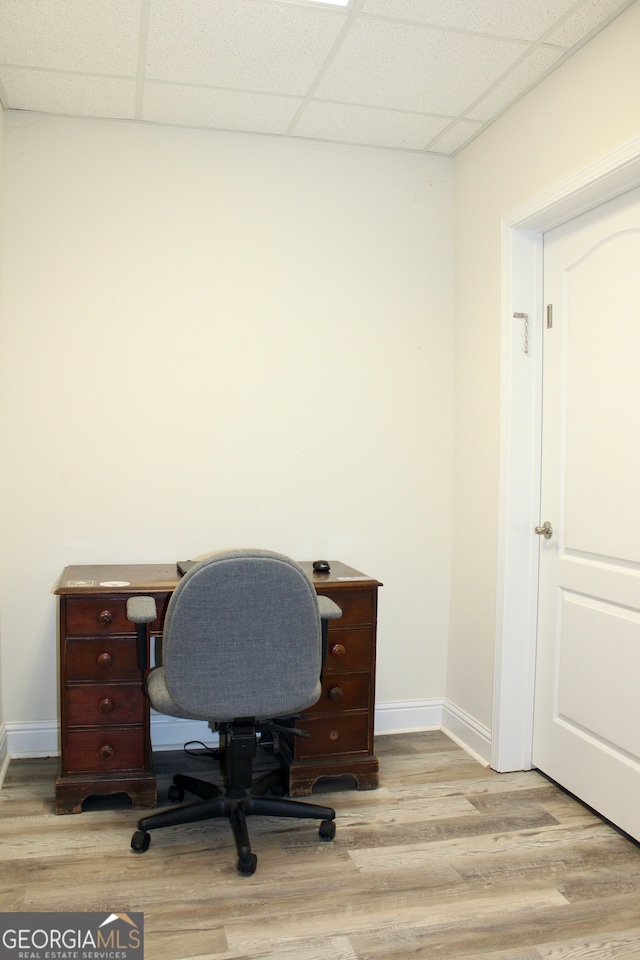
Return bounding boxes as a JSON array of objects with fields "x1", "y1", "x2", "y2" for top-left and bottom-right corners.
[{"x1": 99, "y1": 580, "x2": 131, "y2": 587}]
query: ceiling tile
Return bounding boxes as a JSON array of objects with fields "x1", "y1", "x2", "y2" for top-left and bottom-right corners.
[
  {"x1": 143, "y1": 82, "x2": 302, "y2": 134},
  {"x1": 145, "y1": 0, "x2": 348, "y2": 94},
  {"x1": 361, "y1": 0, "x2": 576, "y2": 42},
  {"x1": 0, "y1": 67, "x2": 136, "y2": 118},
  {"x1": 314, "y1": 19, "x2": 526, "y2": 115},
  {"x1": 468, "y1": 44, "x2": 566, "y2": 122},
  {"x1": 427, "y1": 118, "x2": 483, "y2": 154},
  {"x1": 0, "y1": 0, "x2": 140, "y2": 76},
  {"x1": 545, "y1": 0, "x2": 632, "y2": 47},
  {"x1": 293, "y1": 100, "x2": 450, "y2": 149}
]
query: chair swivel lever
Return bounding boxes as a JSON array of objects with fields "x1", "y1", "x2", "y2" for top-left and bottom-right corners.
[{"x1": 259, "y1": 719, "x2": 311, "y2": 739}]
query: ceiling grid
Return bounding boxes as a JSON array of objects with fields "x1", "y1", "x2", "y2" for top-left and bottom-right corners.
[{"x1": 0, "y1": 0, "x2": 635, "y2": 155}]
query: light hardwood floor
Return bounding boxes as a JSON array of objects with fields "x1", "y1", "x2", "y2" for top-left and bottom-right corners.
[{"x1": 2, "y1": 731, "x2": 640, "y2": 960}]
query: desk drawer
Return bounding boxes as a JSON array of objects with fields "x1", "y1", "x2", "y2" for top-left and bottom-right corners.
[
  {"x1": 312, "y1": 673, "x2": 369, "y2": 714},
  {"x1": 297, "y1": 712, "x2": 370, "y2": 759},
  {"x1": 65, "y1": 598, "x2": 133, "y2": 636},
  {"x1": 65, "y1": 638, "x2": 140, "y2": 681},
  {"x1": 325, "y1": 628, "x2": 372, "y2": 674},
  {"x1": 66, "y1": 683, "x2": 145, "y2": 726},
  {"x1": 321, "y1": 590, "x2": 374, "y2": 627},
  {"x1": 65, "y1": 728, "x2": 145, "y2": 774}
]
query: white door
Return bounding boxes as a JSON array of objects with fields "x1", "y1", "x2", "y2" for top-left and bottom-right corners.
[{"x1": 532, "y1": 185, "x2": 640, "y2": 841}]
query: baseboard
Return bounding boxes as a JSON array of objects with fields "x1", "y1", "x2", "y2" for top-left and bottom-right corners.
[
  {"x1": 373, "y1": 698, "x2": 443, "y2": 734},
  {"x1": 375, "y1": 698, "x2": 492, "y2": 767},
  {"x1": 0, "y1": 723, "x2": 9, "y2": 790},
  {"x1": 150, "y1": 714, "x2": 217, "y2": 751},
  {"x1": 4, "y1": 719, "x2": 59, "y2": 758},
  {"x1": 441, "y1": 699, "x2": 492, "y2": 767},
  {"x1": 2, "y1": 700, "x2": 492, "y2": 768},
  {"x1": 148, "y1": 702, "x2": 447, "y2": 751},
  {"x1": 2, "y1": 716, "x2": 217, "y2": 757}
]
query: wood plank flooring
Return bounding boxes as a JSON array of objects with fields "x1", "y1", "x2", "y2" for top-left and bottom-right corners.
[{"x1": 2, "y1": 731, "x2": 640, "y2": 960}]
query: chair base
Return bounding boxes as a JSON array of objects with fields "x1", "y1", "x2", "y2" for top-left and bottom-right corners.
[{"x1": 130, "y1": 722, "x2": 336, "y2": 874}]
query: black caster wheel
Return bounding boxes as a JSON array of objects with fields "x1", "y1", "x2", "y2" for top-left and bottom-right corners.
[
  {"x1": 319, "y1": 819, "x2": 336, "y2": 841},
  {"x1": 238, "y1": 853, "x2": 258, "y2": 876},
  {"x1": 131, "y1": 830, "x2": 151, "y2": 853},
  {"x1": 168, "y1": 784, "x2": 185, "y2": 802}
]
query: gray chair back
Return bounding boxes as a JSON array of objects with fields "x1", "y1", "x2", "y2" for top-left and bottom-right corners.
[{"x1": 161, "y1": 549, "x2": 323, "y2": 721}]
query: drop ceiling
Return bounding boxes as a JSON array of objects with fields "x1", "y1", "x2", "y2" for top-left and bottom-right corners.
[{"x1": 0, "y1": 0, "x2": 635, "y2": 156}]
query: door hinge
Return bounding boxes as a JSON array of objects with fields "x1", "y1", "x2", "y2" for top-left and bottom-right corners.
[{"x1": 546, "y1": 304, "x2": 553, "y2": 329}]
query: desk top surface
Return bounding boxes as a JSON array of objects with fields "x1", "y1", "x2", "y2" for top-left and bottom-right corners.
[{"x1": 55, "y1": 560, "x2": 381, "y2": 595}]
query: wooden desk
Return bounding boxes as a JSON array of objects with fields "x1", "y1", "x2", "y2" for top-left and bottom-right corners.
[{"x1": 54, "y1": 561, "x2": 381, "y2": 813}]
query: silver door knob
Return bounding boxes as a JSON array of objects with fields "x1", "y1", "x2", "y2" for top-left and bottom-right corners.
[{"x1": 535, "y1": 521, "x2": 553, "y2": 539}]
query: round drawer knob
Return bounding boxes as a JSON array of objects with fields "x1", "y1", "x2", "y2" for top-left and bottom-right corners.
[
  {"x1": 329, "y1": 729, "x2": 340, "y2": 741},
  {"x1": 96, "y1": 652, "x2": 113, "y2": 669},
  {"x1": 98, "y1": 745, "x2": 114, "y2": 761},
  {"x1": 98, "y1": 698, "x2": 114, "y2": 714},
  {"x1": 328, "y1": 686, "x2": 344, "y2": 703},
  {"x1": 330, "y1": 643, "x2": 346, "y2": 659},
  {"x1": 98, "y1": 609, "x2": 113, "y2": 625}
]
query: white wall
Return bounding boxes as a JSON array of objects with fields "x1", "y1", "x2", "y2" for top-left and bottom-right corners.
[
  {"x1": 0, "y1": 115, "x2": 454, "y2": 742},
  {"x1": 448, "y1": 1, "x2": 640, "y2": 733}
]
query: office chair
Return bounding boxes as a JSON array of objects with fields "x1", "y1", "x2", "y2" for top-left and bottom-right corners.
[{"x1": 126, "y1": 548, "x2": 342, "y2": 875}]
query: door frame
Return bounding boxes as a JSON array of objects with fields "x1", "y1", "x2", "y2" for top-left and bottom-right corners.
[{"x1": 492, "y1": 134, "x2": 640, "y2": 772}]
